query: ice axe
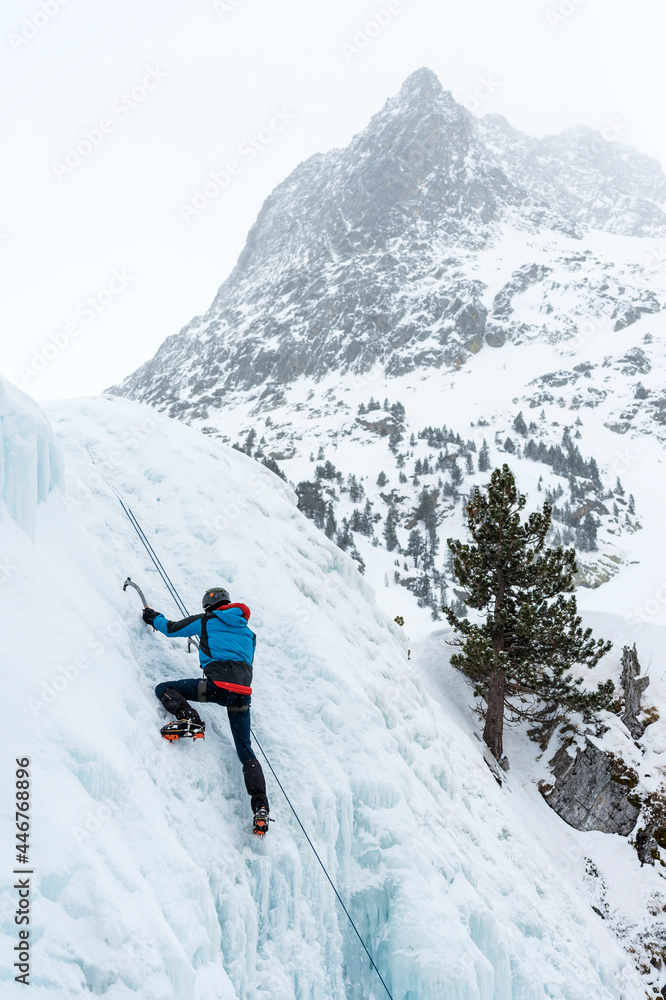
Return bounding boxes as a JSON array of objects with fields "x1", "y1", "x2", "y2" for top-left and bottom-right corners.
[
  {"x1": 123, "y1": 576, "x2": 148, "y2": 607},
  {"x1": 122, "y1": 576, "x2": 198, "y2": 652}
]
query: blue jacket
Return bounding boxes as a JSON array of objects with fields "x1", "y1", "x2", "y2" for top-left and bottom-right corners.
[{"x1": 152, "y1": 604, "x2": 256, "y2": 670}]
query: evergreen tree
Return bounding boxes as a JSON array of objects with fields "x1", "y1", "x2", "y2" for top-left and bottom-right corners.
[
  {"x1": 465, "y1": 454, "x2": 474, "y2": 475},
  {"x1": 316, "y1": 460, "x2": 340, "y2": 481},
  {"x1": 377, "y1": 471, "x2": 388, "y2": 486},
  {"x1": 261, "y1": 456, "x2": 287, "y2": 481},
  {"x1": 442, "y1": 465, "x2": 613, "y2": 761},
  {"x1": 576, "y1": 512, "x2": 598, "y2": 552},
  {"x1": 324, "y1": 504, "x2": 337, "y2": 540},
  {"x1": 295, "y1": 480, "x2": 327, "y2": 529},
  {"x1": 450, "y1": 459, "x2": 463, "y2": 487},
  {"x1": 388, "y1": 431, "x2": 403, "y2": 452},
  {"x1": 478, "y1": 439, "x2": 491, "y2": 472},
  {"x1": 361, "y1": 499, "x2": 374, "y2": 535},
  {"x1": 383, "y1": 506, "x2": 399, "y2": 551},
  {"x1": 504, "y1": 436, "x2": 516, "y2": 454},
  {"x1": 628, "y1": 494, "x2": 636, "y2": 514},
  {"x1": 513, "y1": 412, "x2": 528, "y2": 437},
  {"x1": 406, "y1": 529, "x2": 425, "y2": 569},
  {"x1": 615, "y1": 476, "x2": 625, "y2": 497},
  {"x1": 336, "y1": 518, "x2": 353, "y2": 551},
  {"x1": 348, "y1": 474, "x2": 365, "y2": 503},
  {"x1": 411, "y1": 487, "x2": 440, "y2": 568},
  {"x1": 350, "y1": 546, "x2": 365, "y2": 573}
]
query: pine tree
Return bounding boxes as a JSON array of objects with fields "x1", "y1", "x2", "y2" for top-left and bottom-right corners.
[
  {"x1": 348, "y1": 474, "x2": 365, "y2": 503},
  {"x1": 465, "y1": 454, "x2": 474, "y2": 475},
  {"x1": 478, "y1": 439, "x2": 491, "y2": 472},
  {"x1": 295, "y1": 480, "x2": 327, "y2": 529},
  {"x1": 350, "y1": 546, "x2": 365, "y2": 573},
  {"x1": 443, "y1": 465, "x2": 613, "y2": 761},
  {"x1": 261, "y1": 456, "x2": 287, "y2": 481},
  {"x1": 383, "y1": 506, "x2": 399, "y2": 551},
  {"x1": 411, "y1": 487, "x2": 440, "y2": 568},
  {"x1": 513, "y1": 412, "x2": 528, "y2": 437},
  {"x1": 324, "y1": 504, "x2": 337, "y2": 540},
  {"x1": 388, "y1": 431, "x2": 403, "y2": 452},
  {"x1": 377, "y1": 471, "x2": 388, "y2": 486},
  {"x1": 450, "y1": 459, "x2": 463, "y2": 487},
  {"x1": 406, "y1": 529, "x2": 425, "y2": 569},
  {"x1": 336, "y1": 518, "x2": 353, "y2": 551},
  {"x1": 361, "y1": 499, "x2": 374, "y2": 535},
  {"x1": 576, "y1": 512, "x2": 598, "y2": 552}
]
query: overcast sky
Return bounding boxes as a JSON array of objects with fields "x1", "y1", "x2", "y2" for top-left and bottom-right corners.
[{"x1": 2, "y1": 0, "x2": 665, "y2": 400}]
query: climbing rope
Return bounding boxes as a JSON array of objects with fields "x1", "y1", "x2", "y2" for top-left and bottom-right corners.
[
  {"x1": 92, "y1": 461, "x2": 188, "y2": 617},
  {"x1": 251, "y1": 730, "x2": 395, "y2": 1000},
  {"x1": 97, "y1": 463, "x2": 395, "y2": 1000}
]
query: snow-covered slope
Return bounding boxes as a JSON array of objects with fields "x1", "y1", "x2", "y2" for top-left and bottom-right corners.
[{"x1": 0, "y1": 384, "x2": 647, "y2": 998}]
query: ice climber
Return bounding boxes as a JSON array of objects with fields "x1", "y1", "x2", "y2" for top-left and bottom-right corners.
[{"x1": 143, "y1": 587, "x2": 270, "y2": 836}]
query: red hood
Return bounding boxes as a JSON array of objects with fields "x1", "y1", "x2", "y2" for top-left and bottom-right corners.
[{"x1": 217, "y1": 602, "x2": 251, "y2": 621}]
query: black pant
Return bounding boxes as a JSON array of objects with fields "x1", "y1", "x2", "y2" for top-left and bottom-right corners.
[{"x1": 155, "y1": 679, "x2": 269, "y2": 813}]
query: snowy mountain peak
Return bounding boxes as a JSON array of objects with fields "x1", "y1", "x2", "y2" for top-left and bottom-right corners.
[
  {"x1": 111, "y1": 68, "x2": 666, "y2": 411},
  {"x1": 396, "y1": 65, "x2": 444, "y2": 99}
]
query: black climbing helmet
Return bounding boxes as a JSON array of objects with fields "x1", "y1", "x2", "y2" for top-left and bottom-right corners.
[{"x1": 202, "y1": 587, "x2": 231, "y2": 610}]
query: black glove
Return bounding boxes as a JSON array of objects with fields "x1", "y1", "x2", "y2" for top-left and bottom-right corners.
[{"x1": 142, "y1": 607, "x2": 159, "y2": 625}]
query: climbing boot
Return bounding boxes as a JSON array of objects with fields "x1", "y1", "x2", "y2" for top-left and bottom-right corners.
[{"x1": 252, "y1": 808, "x2": 270, "y2": 837}]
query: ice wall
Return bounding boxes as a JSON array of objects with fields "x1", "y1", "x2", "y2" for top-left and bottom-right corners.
[{"x1": 0, "y1": 376, "x2": 63, "y2": 537}]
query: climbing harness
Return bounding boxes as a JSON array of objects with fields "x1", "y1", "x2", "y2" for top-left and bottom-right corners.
[{"x1": 98, "y1": 463, "x2": 395, "y2": 1000}]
